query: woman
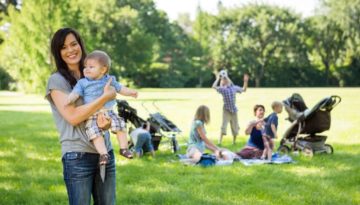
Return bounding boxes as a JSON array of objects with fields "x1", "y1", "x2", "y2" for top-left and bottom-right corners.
[
  {"x1": 237, "y1": 104, "x2": 266, "y2": 159},
  {"x1": 45, "y1": 28, "x2": 116, "y2": 205},
  {"x1": 186, "y1": 105, "x2": 223, "y2": 163}
]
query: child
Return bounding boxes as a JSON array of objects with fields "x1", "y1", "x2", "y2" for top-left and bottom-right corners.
[
  {"x1": 67, "y1": 50, "x2": 137, "y2": 164},
  {"x1": 261, "y1": 101, "x2": 283, "y2": 161},
  {"x1": 212, "y1": 70, "x2": 249, "y2": 145},
  {"x1": 129, "y1": 121, "x2": 155, "y2": 158}
]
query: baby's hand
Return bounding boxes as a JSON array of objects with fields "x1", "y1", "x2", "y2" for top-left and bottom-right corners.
[
  {"x1": 132, "y1": 90, "x2": 138, "y2": 98},
  {"x1": 65, "y1": 98, "x2": 73, "y2": 106},
  {"x1": 66, "y1": 92, "x2": 80, "y2": 105}
]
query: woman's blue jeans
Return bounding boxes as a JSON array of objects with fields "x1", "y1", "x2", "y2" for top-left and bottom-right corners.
[{"x1": 62, "y1": 150, "x2": 116, "y2": 205}]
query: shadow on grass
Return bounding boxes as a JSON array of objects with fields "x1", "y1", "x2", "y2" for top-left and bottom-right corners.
[{"x1": 0, "y1": 110, "x2": 359, "y2": 205}]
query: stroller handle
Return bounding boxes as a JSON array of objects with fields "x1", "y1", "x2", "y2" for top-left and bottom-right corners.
[
  {"x1": 152, "y1": 101, "x2": 163, "y2": 113},
  {"x1": 328, "y1": 95, "x2": 341, "y2": 111},
  {"x1": 142, "y1": 101, "x2": 164, "y2": 114}
]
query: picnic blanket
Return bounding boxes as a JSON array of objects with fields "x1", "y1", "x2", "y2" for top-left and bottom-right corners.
[
  {"x1": 177, "y1": 152, "x2": 294, "y2": 167},
  {"x1": 177, "y1": 154, "x2": 234, "y2": 166}
]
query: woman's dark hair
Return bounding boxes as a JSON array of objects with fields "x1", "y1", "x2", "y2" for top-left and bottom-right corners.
[
  {"x1": 253, "y1": 104, "x2": 265, "y2": 115},
  {"x1": 50, "y1": 28, "x2": 86, "y2": 88}
]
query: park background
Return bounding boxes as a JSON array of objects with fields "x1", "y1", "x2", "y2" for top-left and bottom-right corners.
[{"x1": 0, "y1": 0, "x2": 359, "y2": 204}]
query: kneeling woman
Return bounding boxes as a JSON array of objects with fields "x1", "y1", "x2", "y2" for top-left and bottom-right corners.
[{"x1": 186, "y1": 105, "x2": 222, "y2": 163}]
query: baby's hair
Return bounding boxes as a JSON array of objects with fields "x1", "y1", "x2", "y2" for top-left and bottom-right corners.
[
  {"x1": 253, "y1": 104, "x2": 265, "y2": 115},
  {"x1": 85, "y1": 50, "x2": 111, "y2": 72},
  {"x1": 271, "y1": 101, "x2": 283, "y2": 110},
  {"x1": 194, "y1": 105, "x2": 210, "y2": 124}
]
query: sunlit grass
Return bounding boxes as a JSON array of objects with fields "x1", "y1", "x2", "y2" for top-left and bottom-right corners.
[{"x1": 0, "y1": 88, "x2": 359, "y2": 205}]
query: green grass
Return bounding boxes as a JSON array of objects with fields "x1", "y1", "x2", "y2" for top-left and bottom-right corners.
[{"x1": 0, "y1": 88, "x2": 359, "y2": 205}]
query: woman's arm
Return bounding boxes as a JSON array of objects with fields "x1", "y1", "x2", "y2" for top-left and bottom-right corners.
[
  {"x1": 197, "y1": 127, "x2": 219, "y2": 152},
  {"x1": 51, "y1": 79, "x2": 116, "y2": 126},
  {"x1": 245, "y1": 120, "x2": 257, "y2": 135}
]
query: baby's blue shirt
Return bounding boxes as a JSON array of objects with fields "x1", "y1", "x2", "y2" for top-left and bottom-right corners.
[{"x1": 72, "y1": 74, "x2": 122, "y2": 109}]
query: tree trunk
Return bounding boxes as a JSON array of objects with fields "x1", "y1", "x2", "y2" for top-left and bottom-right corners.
[
  {"x1": 197, "y1": 76, "x2": 203, "y2": 87},
  {"x1": 255, "y1": 64, "x2": 264, "y2": 87},
  {"x1": 255, "y1": 76, "x2": 261, "y2": 87},
  {"x1": 324, "y1": 61, "x2": 330, "y2": 86}
]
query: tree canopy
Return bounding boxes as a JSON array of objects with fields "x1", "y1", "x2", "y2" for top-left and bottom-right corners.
[{"x1": 0, "y1": 0, "x2": 359, "y2": 92}]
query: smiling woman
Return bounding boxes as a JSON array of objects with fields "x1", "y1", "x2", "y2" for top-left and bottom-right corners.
[
  {"x1": 59, "y1": 34, "x2": 83, "y2": 78},
  {"x1": 46, "y1": 28, "x2": 117, "y2": 205}
]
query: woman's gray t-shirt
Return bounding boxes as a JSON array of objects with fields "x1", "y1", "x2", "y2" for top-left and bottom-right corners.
[{"x1": 45, "y1": 72, "x2": 113, "y2": 157}]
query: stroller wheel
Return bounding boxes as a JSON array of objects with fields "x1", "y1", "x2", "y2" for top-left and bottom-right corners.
[
  {"x1": 302, "y1": 146, "x2": 313, "y2": 157},
  {"x1": 278, "y1": 145, "x2": 290, "y2": 154},
  {"x1": 324, "y1": 144, "x2": 334, "y2": 154}
]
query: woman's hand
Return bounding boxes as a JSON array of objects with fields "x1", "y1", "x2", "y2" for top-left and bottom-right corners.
[
  {"x1": 103, "y1": 78, "x2": 116, "y2": 101},
  {"x1": 214, "y1": 149, "x2": 220, "y2": 158},
  {"x1": 97, "y1": 113, "x2": 111, "y2": 130}
]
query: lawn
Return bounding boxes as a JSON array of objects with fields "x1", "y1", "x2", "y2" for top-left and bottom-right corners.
[{"x1": 0, "y1": 88, "x2": 359, "y2": 205}]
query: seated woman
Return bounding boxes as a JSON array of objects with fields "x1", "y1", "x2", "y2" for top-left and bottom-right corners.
[
  {"x1": 236, "y1": 104, "x2": 266, "y2": 159},
  {"x1": 186, "y1": 105, "x2": 224, "y2": 163}
]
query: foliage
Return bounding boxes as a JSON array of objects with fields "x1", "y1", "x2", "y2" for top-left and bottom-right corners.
[
  {"x1": 196, "y1": 5, "x2": 312, "y2": 87},
  {"x1": 0, "y1": 0, "x2": 360, "y2": 91},
  {"x1": 0, "y1": 66, "x2": 14, "y2": 89},
  {"x1": 0, "y1": 0, "x2": 68, "y2": 92},
  {"x1": 305, "y1": 15, "x2": 347, "y2": 86}
]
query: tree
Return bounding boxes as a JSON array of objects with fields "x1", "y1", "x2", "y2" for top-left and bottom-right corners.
[
  {"x1": 319, "y1": 0, "x2": 360, "y2": 86},
  {"x1": 207, "y1": 5, "x2": 308, "y2": 87},
  {"x1": 192, "y1": 8, "x2": 218, "y2": 86},
  {"x1": 0, "y1": 0, "x2": 68, "y2": 92},
  {"x1": 306, "y1": 15, "x2": 346, "y2": 85}
]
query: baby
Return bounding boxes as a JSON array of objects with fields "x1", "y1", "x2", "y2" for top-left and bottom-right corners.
[{"x1": 67, "y1": 50, "x2": 137, "y2": 164}]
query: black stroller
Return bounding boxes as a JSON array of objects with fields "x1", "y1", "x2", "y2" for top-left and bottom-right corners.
[
  {"x1": 117, "y1": 100, "x2": 181, "y2": 153},
  {"x1": 278, "y1": 93, "x2": 341, "y2": 157}
]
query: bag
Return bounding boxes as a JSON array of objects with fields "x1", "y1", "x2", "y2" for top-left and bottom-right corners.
[
  {"x1": 236, "y1": 148, "x2": 263, "y2": 159},
  {"x1": 197, "y1": 154, "x2": 216, "y2": 167}
]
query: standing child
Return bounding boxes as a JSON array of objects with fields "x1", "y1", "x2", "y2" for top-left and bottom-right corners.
[
  {"x1": 67, "y1": 50, "x2": 137, "y2": 163},
  {"x1": 261, "y1": 101, "x2": 283, "y2": 161},
  {"x1": 212, "y1": 70, "x2": 249, "y2": 145}
]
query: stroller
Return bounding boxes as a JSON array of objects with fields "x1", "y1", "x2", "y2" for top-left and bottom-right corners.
[
  {"x1": 117, "y1": 100, "x2": 181, "y2": 153},
  {"x1": 279, "y1": 93, "x2": 341, "y2": 157}
]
